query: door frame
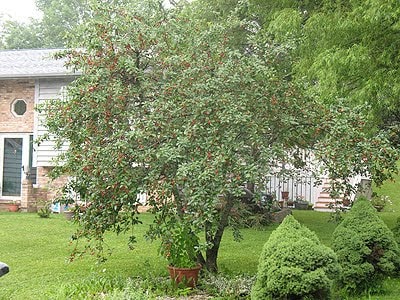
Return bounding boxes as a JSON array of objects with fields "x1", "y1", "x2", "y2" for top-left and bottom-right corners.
[{"x1": 0, "y1": 133, "x2": 31, "y2": 200}]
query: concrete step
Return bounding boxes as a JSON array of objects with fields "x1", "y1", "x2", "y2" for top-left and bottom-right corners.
[
  {"x1": 314, "y1": 198, "x2": 343, "y2": 212},
  {"x1": 314, "y1": 203, "x2": 335, "y2": 208},
  {"x1": 317, "y1": 196, "x2": 341, "y2": 201},
  {"x1": 313, "y1": 207, "x2": 336, "y2": 212}
]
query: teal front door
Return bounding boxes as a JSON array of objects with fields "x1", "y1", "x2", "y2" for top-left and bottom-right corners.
[{"x1": 2, "y1": 138, "x2": 23, "y2": 197}]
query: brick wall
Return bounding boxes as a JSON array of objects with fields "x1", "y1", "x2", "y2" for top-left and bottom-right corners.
[
  {"x1": 0, "y1": 79, "x2": 35, "y2": 133},
  {"x1": 37, "y1": 166, "x2": 68, "y2": 202},
  {"x1": 0, "y1": 79, "x2": 69, "y2": 210}
]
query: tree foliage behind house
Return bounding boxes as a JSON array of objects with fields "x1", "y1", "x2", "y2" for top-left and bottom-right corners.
[
  {"x1": 257, "y1": 0, "x2": 400, "y2": 143},
  {"x1": 41, "y1": 0, "x2": 399, "y2": 272},
  {"x1": 0, "y1": 0, "x2": 90, "y2": 49}
]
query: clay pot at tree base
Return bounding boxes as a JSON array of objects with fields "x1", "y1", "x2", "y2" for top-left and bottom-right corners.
[{"x1": 167, "y1": 264, "x2": 202, "y2": 288}]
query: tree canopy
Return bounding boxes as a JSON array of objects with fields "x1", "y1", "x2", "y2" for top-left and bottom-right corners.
[
  {"x1": 0, "y1": 19, "x2": 44, "y2": 49},
  {"x1": 260, "y1": 0, "x2": 400, "y2": 140},
  {"x1": 40, "y1": 0, "x2": 399, "y2": 272},
  {"x1": 0, "y1": 0, "x2": 90, "y2": 49}
]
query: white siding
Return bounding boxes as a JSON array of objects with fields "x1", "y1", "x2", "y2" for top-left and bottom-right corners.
[{"x1": 34, "y1": 77, "x2": 74, "y2": 167}]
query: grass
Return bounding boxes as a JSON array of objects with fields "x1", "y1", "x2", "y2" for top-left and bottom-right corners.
[
  {"x1": 0, "y1": 193, "x2": 399, "y2": 299},
  {"x1": 372, "y1": 163, "x2": 400, "y2": 234},
  {"x1": 0, "y1": 213, "x2": 167, "y2": 299},
  {"x1": 1, "y1": 213, "x2": 271, "y2": 299}
]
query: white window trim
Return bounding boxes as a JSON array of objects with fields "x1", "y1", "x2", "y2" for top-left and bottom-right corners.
[{"x1": 11, "y1": 98, "x2": 27, "y2": 117}]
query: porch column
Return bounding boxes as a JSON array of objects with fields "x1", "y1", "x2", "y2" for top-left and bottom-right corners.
[{"x1": 21, "y1": 178, "x2": 36, "y2": 212}]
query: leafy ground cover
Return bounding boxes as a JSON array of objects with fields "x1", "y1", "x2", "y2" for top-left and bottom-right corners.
[{"x1": 0, "y1": 200, "x2": 399, "y2": 299}]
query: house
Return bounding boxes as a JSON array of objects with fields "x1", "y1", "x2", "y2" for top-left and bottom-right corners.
[
  {"x1": 0, "y1": 49, "x2": 78, "y2": 211},
  {"x1": 265, "y1": 174, "x2": 370, "y2": 212}
]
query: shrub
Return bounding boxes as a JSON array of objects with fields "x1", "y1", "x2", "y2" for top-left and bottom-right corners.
[
  {"x1": 392, "y1": 216, "x2": 400, "y2": 246},
  {"x1": 251, "y1": 215, "x2": 339, "y2": 300},
  {"x1": 37, "y1": 206, "x2": 51, "y2": 218},
  {"x1": 333, "y1": 197, "x2": 400, "y2": 295}
]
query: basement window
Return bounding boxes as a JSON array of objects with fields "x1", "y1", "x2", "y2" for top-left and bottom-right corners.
[{"x1": 11, "y1": 99, "x2": 27, "y2": 116}]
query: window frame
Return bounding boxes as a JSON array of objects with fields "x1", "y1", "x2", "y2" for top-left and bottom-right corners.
[{"x1": 11, "y1": 98, "x2": 27, "y2": 117}]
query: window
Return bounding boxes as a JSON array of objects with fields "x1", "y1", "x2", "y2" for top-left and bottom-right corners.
[
  {"x1": 11, "y1": 99, "x2": 27, "y2": 116},
  {"x1": 2, "y1": 138, "x2": 23, "y2": 196}
]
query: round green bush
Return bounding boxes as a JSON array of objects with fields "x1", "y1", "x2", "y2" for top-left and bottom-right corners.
[
  {"x1": 333, "y1": 197, "x2": 400, "y2": 294},
  {"x1": 251, "y1": 215, "x2": 339, "y2": 300}
]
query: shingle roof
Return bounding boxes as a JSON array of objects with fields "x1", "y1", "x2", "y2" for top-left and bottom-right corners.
[{"x1": 0, "y1": 48, "x2": 77, "y2": 78}]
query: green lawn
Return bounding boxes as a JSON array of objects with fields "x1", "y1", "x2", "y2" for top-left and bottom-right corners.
[
  {"x1": 0, "y1": 205, "x2": 399, "y2": 299},
  {"x1": 1, "y1": 213, "x2": 275, "y2": 299},
  {"x1": 0, "y1": 213, "x2": 165, "y2": 299}
]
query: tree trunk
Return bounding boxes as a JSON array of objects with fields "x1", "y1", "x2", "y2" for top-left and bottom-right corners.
[
  {"x1": 205, "y1": 247, "x2": 219, "y2": 273},
  {"x1": 204, "y1": 194, "x2": 235, "y2": 272}
]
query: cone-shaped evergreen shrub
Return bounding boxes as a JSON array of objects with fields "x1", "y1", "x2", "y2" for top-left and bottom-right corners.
[
  {"x1": 333, "y1": 197, "x2": 400, "y2": 294},
  {"x1": 392, "y1": 217, "x2": 400, "y2": 246},
  {"x1": 251, "y1": 215, "x2": 339, "y2": 300}
]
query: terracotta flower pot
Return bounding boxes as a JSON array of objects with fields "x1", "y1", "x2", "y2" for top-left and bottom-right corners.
[
  {"x1": 8, "y1": 204, "x2": 19, "y2": 212},
  {"x1": 167, "y1": 264, "x2": 202, "y2": 288}
]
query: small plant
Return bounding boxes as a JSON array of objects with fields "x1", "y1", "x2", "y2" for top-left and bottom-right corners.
[
  {"x1": 232, "y1": 194, "x2": 273, "y2": 229},
  {"x1": 252, "y1": 215, "x2": 339, "y2": 300},
  {"x1": 294, "y1": 195, "x2": 310, "y2": 210},
  {"x1": 50, "y1": 271, "x2": 126, "y2": 299},
  {"x1": 333, "y1": 197, "x2": 400, "y2": 295},
  {"x1": 370, "y1": 192, "x2": 392, "y2": 212},
  {"x1": 159, "y1": 222, "x2": 199, "y2": 268},
  {"x1": 37, "y1": 199, "x2": 52, "y2": 218},
  {"x1": 37, "y1": 206, "x2": 52, "y2": 218},
  {"x1": 246, "y1": 213, "x2": 272, "y2": 229},
  {"x1": 202, "y1": 272, "x2": 255, "y2": 298}
]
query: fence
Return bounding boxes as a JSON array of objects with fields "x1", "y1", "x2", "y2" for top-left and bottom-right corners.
[{"x1": 265, "y1": 175, "x2": 317, "y2": 203}]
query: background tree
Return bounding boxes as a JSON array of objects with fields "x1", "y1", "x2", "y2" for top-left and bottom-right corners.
[
  {"x1": 0, "y1": 0, "x2": 90, "y2": 49},
  {"x1": 0, "y1": 19, "x2": 44, "y2": 49},
  {"x1": 35, "y1": 0, "x2": 91, "y2": 47},
  {"x1": 41, "y1": 0, "x2": 398, "y2": 273},
  {"x1": 259, "y1": 0, "x2": 400, "y2": 142}
]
